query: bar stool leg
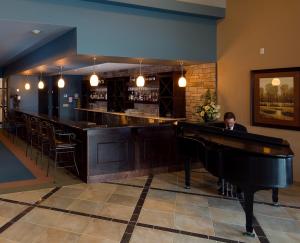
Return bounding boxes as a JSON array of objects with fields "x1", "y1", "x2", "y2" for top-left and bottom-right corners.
[
  {"x1": 72, "y1": 151, "x2": 79, "y2": 175},
  {"x1": 41, "y1": 143, "x2": 44, "y2": 166},
  {"x1": 54, "y1": 151, "x2": 58, "y2": 181},
  {"x1": 222, "y1": 179, "x2": 225, "y2": 195},
  {"x1": 47, "y1": 150, "x2": 51, "y2": 177},
  {"x1": 26, "y1": 141, "x2": 29, "y2": 157},
  {"x1": 30, "y1": 136, "x2": 33, "y2": 160}
]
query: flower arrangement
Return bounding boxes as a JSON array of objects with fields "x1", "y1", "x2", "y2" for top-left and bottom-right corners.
[{"x1": 196, "y1": 89, "x2": 220, "y2": 122}]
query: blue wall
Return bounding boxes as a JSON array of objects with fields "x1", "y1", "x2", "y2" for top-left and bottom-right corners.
[
  {"x1": 56, "y1": 75, "x2": 83, "y2": 120},
  {"x1": 0, "y1": 0, "x2": 218, "y2": 63},
  {"x1": 8, "y1": 75, "x2": 38, "y2": 113}
]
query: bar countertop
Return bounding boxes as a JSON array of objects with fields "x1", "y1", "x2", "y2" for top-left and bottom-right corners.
[
  {"x1": 74, "y1": 107, "x2": 186, "y2": 122},
  {"x1": 15, "y1": 110, "x2": 184, "y2": 130}
]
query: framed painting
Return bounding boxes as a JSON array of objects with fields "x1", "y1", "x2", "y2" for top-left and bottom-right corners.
[{"x1": 251, "y1": 67, "x2": 300, "y2": 130}]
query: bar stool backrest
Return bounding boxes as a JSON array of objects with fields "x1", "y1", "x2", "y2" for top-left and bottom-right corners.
[
  {"x1": 47, "y1": 124, "x2": 57, "y2": 149},
  {"x1": 39, "y1": 121, "x2": 49, "y2": 136},
  {"x1": 30, "y1": 117, "x2": 39, "y2": 131}
]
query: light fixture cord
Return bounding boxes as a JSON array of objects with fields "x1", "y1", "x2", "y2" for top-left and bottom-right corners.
[
  {"x1": 60, "y1": 66, "x2": 63, "y2": 78},
  {"x1": 180, "y1": 61, "x2": 184, "y2": 76},
  {"x1": 93, "y1": 57, "x2": 96, "y2": 74},
  {"x1": 139, "y1": 59, "x2": 142, "y2": 76}
]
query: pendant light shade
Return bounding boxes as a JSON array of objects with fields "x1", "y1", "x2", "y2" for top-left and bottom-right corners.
[
  {"x1": 178, "y1": 76, "x2": 187, "y2": 87},
  {"x1": 38, "y1": 80, "x2": 45, "y2": 89},
  {"x1": 58, "y1": 66, "x2": 65, "y2": 88},
  {"x1": 136, "y1": 59, "x2": 145, "y2": 87},
  {"x1": 136, "y1": 75, "x2": 145, "y2": 87},
  {"x1": 38, "y1": 72, "x2": 45, "y2": 89},
  {"x1": 90, "y1": 74, "x2": 99, "y2": 86},
  {"x1": 58, "y1": 77, "x2": 65, "y2": 88},
  {"x1": 90, "y1": 57, "x2": 99, "y2": 86},
  {"x1": 25, "y1": 75, "x2": 30, "y2": 90},
  {"x1": 25, "y1": 83, "x2": 30, "y2": 90},
  {"x1": 178, "y1": 61, "x2": 187, "y2": 88}
]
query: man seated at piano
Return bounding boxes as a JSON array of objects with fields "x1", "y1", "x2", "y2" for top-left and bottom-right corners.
[
  {"x1": 212, "y1": 111, "x2": 247, "y2": 132},
  {"x1": 211, "y1": 112, "x2": 247, "y2": 197}
]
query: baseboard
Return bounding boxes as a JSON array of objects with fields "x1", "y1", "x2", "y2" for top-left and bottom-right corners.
[{"x1": 87, "y1": 165, "x2": 184, "y2": 183}]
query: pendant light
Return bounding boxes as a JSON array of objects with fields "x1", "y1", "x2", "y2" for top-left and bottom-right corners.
[
  {"x1": 136, "y1": 59, "x2": 145, "y2": 87},
  {"x1": 178, "y1": 61, "x2": 187, "y2": 88},
  {"x1": 38, "y1": 72, "x2": 45, "y2": 89},
  {"x1": 25, "y1": 75, "x2": 30, "y2": 90},
  {"x1": 25, "y1": 83, "x2": 30, "y2": 90},
  {"x1": 58, "y1": 66, "x2": 65, "y2": 88},
  {"x1": 90, "y1": 57, "x2": 99, "y2": 86}
]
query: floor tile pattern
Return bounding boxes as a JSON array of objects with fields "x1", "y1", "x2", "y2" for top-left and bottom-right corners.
[{"x1": 0, "y1": 170, "x2": 299, "y2": 243}]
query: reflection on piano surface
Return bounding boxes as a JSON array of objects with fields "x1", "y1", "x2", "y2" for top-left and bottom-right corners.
[{"x1": 177, "y1": 121, "x2": 294, "y2": 236}]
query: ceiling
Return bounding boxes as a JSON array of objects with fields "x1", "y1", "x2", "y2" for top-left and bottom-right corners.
[
  {"x1": 21, "y1": 54, "x2": 199, "y2": 76},
  {"x1": 0, "y1": 20, "x2": 200, "y2": 76},
  {"x1": 63, "y1": 63, "x2": 148, "y2": 75},
  {"x1": 0, "y1": 20, "x2": 73, "y2": 66}
]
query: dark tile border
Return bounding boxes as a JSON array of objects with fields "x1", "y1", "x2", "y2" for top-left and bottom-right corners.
[
  {"x1": 0, "y1": 187, "x2": 61, "y2": 234},
  {"x1": 120, "y1": 175, "x2": 153, "y2": 243}
]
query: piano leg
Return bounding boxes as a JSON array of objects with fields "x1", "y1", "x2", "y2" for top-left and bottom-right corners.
[
  {"x1": 272, "y1": 188, "x2": 279, "y2": 206},
  {"x1": 184, "y1": 159, "x2": 191, "y2": 189},
  {"x1": 243, "y1": 191, "x2": 255, "y2": 237}
]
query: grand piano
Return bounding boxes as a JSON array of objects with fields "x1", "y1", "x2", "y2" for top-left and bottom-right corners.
[{"x1": 177, "y1": 121, "x2": 294, "y2": 236}]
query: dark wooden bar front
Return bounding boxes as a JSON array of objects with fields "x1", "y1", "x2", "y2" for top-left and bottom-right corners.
[{"x1": 15, "y1": 110, "x2": 182, "y2": 183}]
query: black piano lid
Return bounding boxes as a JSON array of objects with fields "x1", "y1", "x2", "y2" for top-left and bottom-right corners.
[{"x1": 178, "y1": 121, "x2": 294, "y2": 158}]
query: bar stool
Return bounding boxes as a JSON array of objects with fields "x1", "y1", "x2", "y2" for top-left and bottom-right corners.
[
  {"x1": 46, "y1": 124, "x2": 79, "y2": 178},
  {"x1": 2, "y1": 110, "x2": 13, "y2": 137},
  {"x1": 13, "y1": 113, "x2": 26, "y2": 143},
  {"x1": 2, "y1": 111, "x2": 22, "y2": 142},
  {"x1": 35, "y1": 121, "x2": 50, "y2": 166},
  {"x1": 25, "y1": 116, "x2": 39, "y2": 159}
]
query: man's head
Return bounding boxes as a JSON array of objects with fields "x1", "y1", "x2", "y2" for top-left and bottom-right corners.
[{"x1": 224, "y1": 112, "x2": 236, "y2": 129}]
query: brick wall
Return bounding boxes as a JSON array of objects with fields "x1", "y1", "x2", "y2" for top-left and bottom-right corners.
[{"x1": 185, "y1": 63, "x2": 217, "y2": 121}]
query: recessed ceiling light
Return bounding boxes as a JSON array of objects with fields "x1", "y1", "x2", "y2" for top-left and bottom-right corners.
[{"x1": 32, "y1": 29, "x2": 41, "y2": 35}]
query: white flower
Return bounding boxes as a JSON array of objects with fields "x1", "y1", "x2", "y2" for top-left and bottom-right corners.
[
  {"x1": 200, "y1": 111, "x2": 205, "y2": 117},
  {"x1": 205, "y1": 106, "x2": 210, "y2": 111}
]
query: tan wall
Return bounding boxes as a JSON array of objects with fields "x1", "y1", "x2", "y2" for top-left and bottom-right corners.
[{"x1": 217, "y1": 0, "x2": 300, "y2": 181}]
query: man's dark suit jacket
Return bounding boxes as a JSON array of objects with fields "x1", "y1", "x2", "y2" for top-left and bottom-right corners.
[{"x1": 209, "y1": 122, "x2": 248, "y2": 132}]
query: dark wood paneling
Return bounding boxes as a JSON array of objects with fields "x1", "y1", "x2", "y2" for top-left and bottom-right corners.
[
  {"x1": 97, "y1": 141, "x2": 128, "y2": 164},
  {"x1": 87, "y1": 128, "x2": 134, "y2": 175}
]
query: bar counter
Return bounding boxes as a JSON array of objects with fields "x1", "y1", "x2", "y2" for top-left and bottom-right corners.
[
  {"x1": 15, "y1": 109, "x2": 183, "y2": 183},
  {"x1": 74, "y1": 107, "x2": 185, "y2": 123}
]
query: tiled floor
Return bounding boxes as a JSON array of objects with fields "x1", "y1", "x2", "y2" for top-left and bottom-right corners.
[{"x1": 0, "y1": 170, "x2": 299, "y2": 243}]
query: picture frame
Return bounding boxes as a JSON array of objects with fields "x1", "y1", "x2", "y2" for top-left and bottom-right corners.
[{"x1": 251, "y1": 67, "x2": 300, "y2": 130}]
